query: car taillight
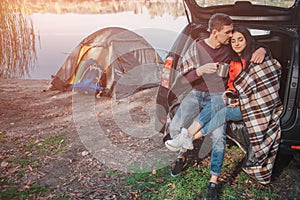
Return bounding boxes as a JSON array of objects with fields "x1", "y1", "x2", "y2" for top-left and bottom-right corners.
[
  {"x1": 291, "y1": 145, "x2": 300, "y2": 150},
  {"x1": 161, "y1": 57, "x2": 173, "y2": 89}
]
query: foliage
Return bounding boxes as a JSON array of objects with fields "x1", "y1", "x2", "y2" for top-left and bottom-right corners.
[
  {"x1": 0, "y1": 0, "x2": 37, "y2": 78},
  {"x1": 0, "y1": 133, "x2": 70, "y2": 199},
  {"x1": 0, "y1": 184, "x2": 50, "y2": 199},
  {"x1": 123, "y1": 145, "x2": 278, "y2": 199}
]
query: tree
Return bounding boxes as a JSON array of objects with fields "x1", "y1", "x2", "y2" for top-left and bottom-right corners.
[{"x1": 0, "y1": 0, "x2": 37, "y2": 78}]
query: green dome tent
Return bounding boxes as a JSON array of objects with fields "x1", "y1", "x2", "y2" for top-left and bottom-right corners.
[{"x1": 49, "y1": 27, "x2": 163, "y2": 99}]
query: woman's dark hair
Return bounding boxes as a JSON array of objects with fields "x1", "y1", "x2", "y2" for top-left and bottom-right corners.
[{"x1": 230, "y1": 26, "x2": 257, "y2": 67}]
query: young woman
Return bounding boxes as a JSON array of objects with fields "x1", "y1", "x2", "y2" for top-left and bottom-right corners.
[{"x1": 165, "y1": 26, "x2": 267, "y2": 151}]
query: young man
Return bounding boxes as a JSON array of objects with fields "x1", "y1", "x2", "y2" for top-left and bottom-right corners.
[{"x1": 166, "y1": 13, "x2": 266, "y2": 200}]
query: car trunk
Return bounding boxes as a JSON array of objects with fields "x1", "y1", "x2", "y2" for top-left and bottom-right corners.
[
  {"x1": 184, "y1": 0, "x2": 299, "y2": 26},
  {"x1": 169, "y1": 0, "x2": 300, "y2": 131}
]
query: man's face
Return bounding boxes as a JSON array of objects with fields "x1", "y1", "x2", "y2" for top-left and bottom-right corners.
[{"x1": 215, "y1": 24, "x2": 233, "y2": 45}]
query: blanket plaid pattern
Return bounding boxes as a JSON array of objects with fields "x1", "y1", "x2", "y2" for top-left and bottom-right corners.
[
  {"x1": 234, "y1": 59, "x2": 283, "y2": 184},
  {"x1": 178, "y1": 41, "x2": 202, "y2": 75}
]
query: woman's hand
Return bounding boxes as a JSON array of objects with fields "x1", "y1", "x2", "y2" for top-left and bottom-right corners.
[
  {"x1": 228, "y1": 100, "x2": 239, "y2": 108},
  {"x1": 223, "y1": 90, "x2": 240, "y2": 108}
]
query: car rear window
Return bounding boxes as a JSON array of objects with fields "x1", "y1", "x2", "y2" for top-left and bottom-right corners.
[{"x1": 195, "y1": 0, "x2": 295, "y2": 8}]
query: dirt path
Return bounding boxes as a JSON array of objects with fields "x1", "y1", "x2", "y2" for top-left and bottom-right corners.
[{"x1": 0, "y1": 78, "x2": 174, "y2": 199}]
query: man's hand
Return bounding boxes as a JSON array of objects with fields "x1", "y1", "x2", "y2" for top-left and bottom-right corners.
[
  {"x1": 222, "y1": 91, "x2": 227, "y2": 104},
  {"x1": 196, "y1": 63, "x2": 218, "y2": 76},
  {"x1": 250, "y1": 47, "x2": 266, "y2": 64}
]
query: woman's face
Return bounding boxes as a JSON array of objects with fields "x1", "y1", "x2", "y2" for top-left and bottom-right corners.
[{"x1": 231, "y1": 31, "x2": 247, "y2": 55}]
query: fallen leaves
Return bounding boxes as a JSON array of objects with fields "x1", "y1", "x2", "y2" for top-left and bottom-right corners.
[{"x1": 1, "y1": 160, "x2": 9, "y2": 167}]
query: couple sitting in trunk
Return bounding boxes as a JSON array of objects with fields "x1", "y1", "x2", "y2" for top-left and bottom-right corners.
[{"x1": 163, "y1": 13, "x2": 282, "y2": 199}]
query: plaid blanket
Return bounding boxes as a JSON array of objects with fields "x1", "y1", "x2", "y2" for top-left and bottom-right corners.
[
  {"x1": 178, "y1": 41, "x2": 204, "y2": 75},
  {"x1": 234, "y1": 59, "x2": 283, "y2": 184}
]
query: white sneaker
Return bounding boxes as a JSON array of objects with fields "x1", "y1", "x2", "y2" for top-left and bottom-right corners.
[
  {"x1": 165, "y1": 128, "x2": 194, "y2": 152},
  {"x1": 181, "y1": 128, "x2": 194, "y2": 150},
  {"x1": 165, "y1": 134, "x2": 183, "y2": 152}
]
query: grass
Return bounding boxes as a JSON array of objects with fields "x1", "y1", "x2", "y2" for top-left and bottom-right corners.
[
  {"x1": 42, "y1": 134, "x2": 67, "y2": 153},
  {"x1": 122, "y1": 163, "x2": 211, "y2": 199},
  {"x1": 0, "y1": 184, "x2": 50, "y2": 199},
  {"x1": 122, "y1": 144, "x2": 278, "y2": 199},
  {"x1": 1, "y1": 134, "x2": 70, "y2": 199},
  {"x1": 1, "y1": 133, "x2": 280, "y2": 199},
  {"x1": 6, "y1": 134, "x2": 69, "y2": 168},
  {"x1": 7, "y1": 156, "x2": 37, "y2": 168},
  {"x1": 22, "y1": 134, "x2": 69, "y2": 156}
]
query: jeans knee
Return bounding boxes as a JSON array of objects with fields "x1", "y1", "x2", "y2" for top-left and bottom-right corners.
[{"x1": 211, "y1": 135, "x2": 226, "y2": 149}]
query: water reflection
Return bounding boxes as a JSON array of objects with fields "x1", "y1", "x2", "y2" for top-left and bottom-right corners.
[
  {"x1": 25, "y1": 0, "x2": 185, "y2": 19},
  {"x1": 195, "y1": 0, "x2": 294, "y2": 8},
  {"x1": 28, "y1": 1, "x2": 187, "y2": 79}
]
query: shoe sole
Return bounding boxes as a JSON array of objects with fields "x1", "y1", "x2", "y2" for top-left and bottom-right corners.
[
  {"x1": 170, "y1": 162, "x2": 188, "y2": 177},
  {"x1": 165, "y1": 141, "x2": 181, "y2": 152},
  {"x1": 182, "y1": 144, "x2": 194, "y2": 150}
]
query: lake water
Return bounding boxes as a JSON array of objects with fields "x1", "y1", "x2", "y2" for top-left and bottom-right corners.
[{"x1": 30, "y1": 8, "x2": 187, "y2": 79}]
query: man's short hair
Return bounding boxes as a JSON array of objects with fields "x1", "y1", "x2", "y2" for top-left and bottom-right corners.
[{"x1": 208, "y1": 13, "x2": 232, "y2": 32}]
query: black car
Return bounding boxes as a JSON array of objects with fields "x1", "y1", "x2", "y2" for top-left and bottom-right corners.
[{"x1": 155, "y1": 0, "x2": 300, "y2": 157}]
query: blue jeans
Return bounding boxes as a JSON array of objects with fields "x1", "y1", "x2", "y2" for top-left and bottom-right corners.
[
  {"x1": 169, "y1": 90, "x2": 211, "y2": 139},
  {"x1": 169, "y1": 90, "x2": 225, "y2": 138},
  {"x1": 210, "y1": 125, "x2": 226, "y2": 176},
  {"x1": 197, "y1": 105, "x2": 242, "y2": 136},
  {"x1": 196, "y1": 105, "x2": 242, "y2": 176},
  {"x1": 169, "y1": 90, "x2": 226, "y2": 176},
  {"x1": 196, "y1": 96, "x2": 226, "y2": 128},
  {"x1": 195, "y1": 96, "x2": 227, "y2": 176}
]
